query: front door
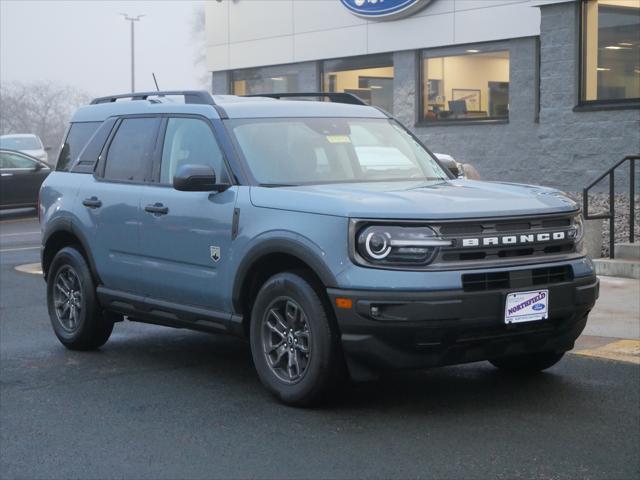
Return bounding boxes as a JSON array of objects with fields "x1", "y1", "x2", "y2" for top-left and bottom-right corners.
[{"x1": 138, "y1": 116, "x2": 237, "y2": 313}]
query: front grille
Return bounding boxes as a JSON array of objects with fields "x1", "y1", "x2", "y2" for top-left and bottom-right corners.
[
  {"x1": 462, "y1": 265, "x2": 573, "y2": 292},
  {"x1": 438, "y1": 217, "x2": 570, "y2": 236},
  {"x1": 434, "y1": 214, "x2": 577, "y2": 266}
]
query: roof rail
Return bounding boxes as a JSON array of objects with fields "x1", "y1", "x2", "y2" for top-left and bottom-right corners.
[
  {"x1": 90, "y1": 90, "x2": 215, "y2": 106},
  {"x1": 244, "y1": 92, "x2": 367, "y2": 106}
]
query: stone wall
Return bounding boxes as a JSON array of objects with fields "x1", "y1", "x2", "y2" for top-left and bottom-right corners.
[
  {"x1": 537, "y1": 2, "x2": 639, "y2": 191},
  {"x1": 395, "y1": 1, "x2": 639, "y2": 192},
  {"x1": 393, "y1": 37, "x2": 543, "y2": 188}
]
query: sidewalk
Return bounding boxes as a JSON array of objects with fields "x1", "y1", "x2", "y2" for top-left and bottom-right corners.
[{"x1": 573, "y1": 275, "x2": 640, "y2": 364}]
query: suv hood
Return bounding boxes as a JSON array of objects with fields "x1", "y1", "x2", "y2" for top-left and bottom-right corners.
[{"x1": 249, "y1": 180, "x2": 579, "y2": 219}]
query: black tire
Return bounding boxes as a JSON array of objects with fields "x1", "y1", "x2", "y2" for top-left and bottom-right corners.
[
  {"x1": 489, "y1": 351, "x2": 565, "y2": 372},
  {"x1": 46, "y1": 246, "x2": 116, "y2": 350},
  {"x1": 249, "y1": 272, "x2": 342, "y2": 406}
]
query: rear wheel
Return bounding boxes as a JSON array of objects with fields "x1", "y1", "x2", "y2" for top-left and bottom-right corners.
[
  {"x1": 249, "y1": 272, "x2": 342, "y2": 406},
  {"x1": 489, "y1": 351, "x2": 565, "y2": 372},
  {"x1": 47, "y1": 246, "x2": 117, "y2": 350}
]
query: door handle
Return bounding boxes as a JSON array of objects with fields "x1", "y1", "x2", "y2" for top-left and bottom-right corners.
[
  {"x1": 144, "y1": 203, "x2": 169, "y2": 215},
  {"x1": 82, "y1": 196, "x2": 102, "y2": 209}
]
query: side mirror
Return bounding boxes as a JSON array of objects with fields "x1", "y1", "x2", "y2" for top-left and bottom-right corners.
[
  {"x1": 437, "y1": 157, "x2": 459, "y2": 177},
  {"x1": 173, "y1": 164, "x2": 229, "y2": 192},
  {"x1": 33, "y1": 162, "x2": 43, "y2": 171}
]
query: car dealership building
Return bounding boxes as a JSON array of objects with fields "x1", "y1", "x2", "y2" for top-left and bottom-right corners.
[{"x1": 206, "y1": 0, "x2": 640, "y2": 191}]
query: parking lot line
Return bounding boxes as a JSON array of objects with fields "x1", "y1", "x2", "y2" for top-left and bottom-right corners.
[
  {"x1": 0, "y1": 217, "x2": 38, "y2": 224},
  {"x1": 0, "y1": 246, "x2": 40, "y2": 253},
  {"x1": 14, "y1": 263, "x2": 43, "y2": 275},
  {"x1": 0, "y1": 231, "x2": 40, "y2": 237},
  {"x1": 573, "y1": 339, "x2": 640, "y2": 365}
]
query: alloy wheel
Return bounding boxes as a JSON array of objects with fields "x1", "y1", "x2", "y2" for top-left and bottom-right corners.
[
  {"x1": 261, "y1": 297, "x2": 312, "y2": 384},
  {"x1": 53, "y1": 265, "x2": 83, "y2": 332}
]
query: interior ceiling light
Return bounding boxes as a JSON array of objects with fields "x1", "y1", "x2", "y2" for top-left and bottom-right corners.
[
  {"x1": 618, "y1": 42, "x2": 633, "y2": 46},
  {"x1": 466, "y1": 49, "x2": 480, "y2": 53},
  {"x1": 605, "y1": 45, "x2": 630, "y2": 50},
  {"x1": 597, "y1": 67, "x2": 611, "y2": 71}
]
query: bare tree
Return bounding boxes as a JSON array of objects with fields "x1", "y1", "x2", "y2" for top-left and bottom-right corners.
[{"x1": 0, "y1": 82, "x2": 90, "y2": 155}]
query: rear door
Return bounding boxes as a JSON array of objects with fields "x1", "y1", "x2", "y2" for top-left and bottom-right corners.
[
  {"x1": 80, "y1": 116, "x2": 161, "y2": 294},
  {"x1": 138, "y1": 116, "x2": 237, "y2": 312}
]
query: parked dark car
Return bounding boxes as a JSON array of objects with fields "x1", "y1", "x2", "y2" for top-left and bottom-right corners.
[{"x1": 0, "y1": 149, "x2": 51, "y2": 210}]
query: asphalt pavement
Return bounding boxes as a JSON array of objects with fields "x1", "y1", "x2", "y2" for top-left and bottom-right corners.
[{"x1": 1, "y1": 209, "x2": 639, "y2": 480}]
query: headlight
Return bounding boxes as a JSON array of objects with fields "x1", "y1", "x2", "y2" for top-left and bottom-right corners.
[
  {"x1": 569, "y1": 214, "x2": 584, "y2": 244},
  {"x1": 355, "y1": 224, "x2": 451, "y2": 266}
]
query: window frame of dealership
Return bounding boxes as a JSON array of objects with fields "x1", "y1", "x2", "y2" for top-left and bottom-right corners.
[{"x1": 207, "y1": 0, "x2": 640, "y2": 191}]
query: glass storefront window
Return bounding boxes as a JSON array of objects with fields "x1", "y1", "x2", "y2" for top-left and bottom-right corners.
[
  {"x1": 231, "y1": 68, "x2": 299, "y2": 96},
  {"x1": 421, "y1": 50, "x2": 510, "y2": 122},
  {"x1": 322, "y1": 54, "x2": 394, "y2": 113},
  {"x1": 581, "y1": 0, "x2": 640, "y2": 103}
]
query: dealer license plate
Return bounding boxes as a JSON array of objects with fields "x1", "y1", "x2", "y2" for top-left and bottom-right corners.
[{"x1": 504, "y1": 289, "x2": 549, "y2": 324}]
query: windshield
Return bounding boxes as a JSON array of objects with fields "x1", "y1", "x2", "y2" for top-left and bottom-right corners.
[
  {"x1": 0, "y1": 136, "x2": 42, "y2": 150},
  {"x1": 228, "y1": 118, "x2": 448, "y2": 185}
]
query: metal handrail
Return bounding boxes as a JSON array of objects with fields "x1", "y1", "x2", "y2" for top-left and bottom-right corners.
[{"x1": 583, "y1": 155, "x2": 639, "y2": 259}]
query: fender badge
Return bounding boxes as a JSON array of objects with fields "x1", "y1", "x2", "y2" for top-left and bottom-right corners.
[{"x1": 210, "y1": 246, "x2": 221, "y2": 263}]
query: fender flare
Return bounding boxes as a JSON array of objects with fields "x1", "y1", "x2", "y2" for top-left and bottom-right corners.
[
  {"x1": 42, "y1": 217, "x2": 101, "y2": 283},
  {"x1": 231, "y1": 235, "x2": 337, "y2": 313}
]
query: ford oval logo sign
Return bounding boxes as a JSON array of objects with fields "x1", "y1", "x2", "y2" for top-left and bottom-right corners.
[
  {"x1": 532, "y1": 303, "x2": 545, "y2": 311},
  {"x1": 340, "y1": 0, "x2": 433, "y2": 21}
]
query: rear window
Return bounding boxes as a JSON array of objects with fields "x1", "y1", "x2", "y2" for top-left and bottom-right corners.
[{"x1": 56, "y1": 122, "x2": 101, "y2": 171}]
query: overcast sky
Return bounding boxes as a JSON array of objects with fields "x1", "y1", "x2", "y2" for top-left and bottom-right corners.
[{"x1": 1, "y1": 0, "x2": 206, "y2": 97}]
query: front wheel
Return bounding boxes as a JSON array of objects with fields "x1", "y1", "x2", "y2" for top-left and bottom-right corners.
[
  {"x1": 249, "y1": 272, "x2": 342, "y2": 406},
  {"x1": 489, "y1": 351, "x2": 565, "y2": 372},
  {"x1": 46, "y1": 246, "x2": 116, "y2": 350}
]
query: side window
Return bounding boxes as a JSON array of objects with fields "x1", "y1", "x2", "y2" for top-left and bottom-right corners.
[
  {"x1": 160, "y1": 118, "x2": 224, "y2": 184},
  {"x1": 0, "y1": 152, "x2": 37, "y2": 169},
  {"x1": 104, "y1": 117, "x2": 160, "y2": 182},
  {"x1": 56, "y1": 122, "x2": 101, "y2": 171}
]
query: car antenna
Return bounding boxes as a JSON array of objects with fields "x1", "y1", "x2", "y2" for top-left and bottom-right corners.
[{"x1": 152, "y1": 73, "x2": 160, "y2": 91}]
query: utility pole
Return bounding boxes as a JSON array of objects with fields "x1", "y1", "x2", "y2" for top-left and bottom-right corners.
[{"x1": 120, "y1": 14, "x2": 145, "y2": 92}]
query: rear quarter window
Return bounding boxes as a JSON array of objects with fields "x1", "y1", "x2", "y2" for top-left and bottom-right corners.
[
  {"x1": 71, "y1": 118, "x2": 117, "y2": 174},
  {"x1": 56, "y1": 122, "x2": 101, "y2": 171}
]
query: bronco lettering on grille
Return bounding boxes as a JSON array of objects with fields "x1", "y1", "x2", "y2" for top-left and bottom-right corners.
[{"x1": 460, "y1": 231, "x2": 567, "y2": 248}]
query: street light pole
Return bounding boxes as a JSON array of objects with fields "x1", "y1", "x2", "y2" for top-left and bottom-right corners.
[{"x1": 120, "y1": 14, "x2": 145, "y2": 93}]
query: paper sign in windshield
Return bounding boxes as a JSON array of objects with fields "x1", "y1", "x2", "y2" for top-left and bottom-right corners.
[{"x1": 326, "y1": 135, "x2": 351, "y2": 144}]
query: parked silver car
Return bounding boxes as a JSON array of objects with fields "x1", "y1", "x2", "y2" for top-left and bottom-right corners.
[{"x1": 0, "y1": 134, "x2": 50, "y2": 164}]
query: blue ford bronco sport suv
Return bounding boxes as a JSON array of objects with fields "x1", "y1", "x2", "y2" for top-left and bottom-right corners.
[{"x1": 40, "y1": 90, "x2": 599, "y2": 406}]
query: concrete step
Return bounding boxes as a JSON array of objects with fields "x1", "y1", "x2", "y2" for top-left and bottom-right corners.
[
  {"x1": 614, "y1": 242, "x2": 640, "y2": 260},
  {"x1": 594, "y1": 258, "x2": 640, "y2": 279}
]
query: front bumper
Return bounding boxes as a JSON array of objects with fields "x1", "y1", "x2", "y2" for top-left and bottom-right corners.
[{"x1": 327, "y1": 275, "x2": 599, "y2": 373}]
